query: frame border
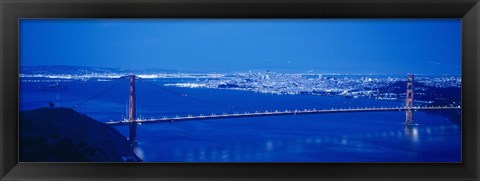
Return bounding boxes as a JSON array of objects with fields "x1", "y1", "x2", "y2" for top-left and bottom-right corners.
[{"x1": 1, "y1": 0, "x2": 479, "y2": 180}]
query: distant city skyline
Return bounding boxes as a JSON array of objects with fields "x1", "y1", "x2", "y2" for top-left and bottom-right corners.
[{"x1": 20, "y1": 19, "x2": 461, "y2": 75}]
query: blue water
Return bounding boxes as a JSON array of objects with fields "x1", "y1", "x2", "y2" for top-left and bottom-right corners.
[{"x1": 20, "y1": 78, "x2": 461, "y2": 162}]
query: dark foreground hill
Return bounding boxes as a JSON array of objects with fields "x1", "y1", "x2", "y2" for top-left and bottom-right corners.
[{"x1": 20, "y1": 107, "x2": 141, "y2": 162}]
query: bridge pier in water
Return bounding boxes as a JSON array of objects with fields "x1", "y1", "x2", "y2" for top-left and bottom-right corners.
[{"x1": 128, "y1": 74, "x2": 137, "y2": 146}]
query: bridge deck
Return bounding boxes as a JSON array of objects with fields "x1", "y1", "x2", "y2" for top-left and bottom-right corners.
[{"x1": 105, "y1": 106, "x2": 460, "y2": 126}]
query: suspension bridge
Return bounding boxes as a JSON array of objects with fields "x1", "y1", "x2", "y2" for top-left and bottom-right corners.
[
  {"x1": 106, "y1": 105, "x2": 460, "y2": 126},
  {"x1": 73, "y1": 74, "x2": 459, "y2": 145}
]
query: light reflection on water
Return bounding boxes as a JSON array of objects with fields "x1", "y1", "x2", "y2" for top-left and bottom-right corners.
[
  {"x1": 149, "y1": 124, "x2": 458, "y2": 162},
  {"x1": 133, "y1": 146, "x2": 145, "y2": 160},
  {"x1": 404, "y1": 126, "x2": 420, "y2": 143}
]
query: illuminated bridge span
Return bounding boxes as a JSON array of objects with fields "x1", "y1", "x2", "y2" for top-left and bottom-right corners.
[
  {"x1": 88, "y1": 74, "x2": 460, "y2": 145},
  {"x1": 105, "y1": 106, "x2": 460, "y2": 126}
]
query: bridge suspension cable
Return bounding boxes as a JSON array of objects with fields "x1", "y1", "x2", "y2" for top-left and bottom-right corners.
[
  {"x1": 70, "y1": 79, "x2": 125, "y2": 108},
  {"x1": 139, "y1": 80, "x2": 245, "y2": 110}
]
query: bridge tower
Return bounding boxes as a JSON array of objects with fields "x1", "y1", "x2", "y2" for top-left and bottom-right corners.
[
  {"x1": 405, "y1": 74, "x2": 414, "y2": 125},
  {"x1": 128, "y1": 74, "x2": 137, "y2": 145}
]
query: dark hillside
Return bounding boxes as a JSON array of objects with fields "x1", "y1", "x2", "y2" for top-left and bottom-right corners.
[{"x1": 20, "y1": 107, "x2": 141, "y2": 162}]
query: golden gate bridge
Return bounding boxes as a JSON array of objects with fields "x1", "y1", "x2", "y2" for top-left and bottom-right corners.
[{"x1": 76, "y1": 74, "x2": 459, "y2": 145}]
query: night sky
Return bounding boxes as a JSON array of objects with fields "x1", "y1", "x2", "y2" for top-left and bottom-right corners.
[{"x1": 20, "y1": 19, "x2": 461, "y2": 75}]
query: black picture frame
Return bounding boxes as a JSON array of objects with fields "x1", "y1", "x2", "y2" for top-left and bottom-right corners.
[{"x1": 1, "y1": 0, "x2": 479, "y2": 180}]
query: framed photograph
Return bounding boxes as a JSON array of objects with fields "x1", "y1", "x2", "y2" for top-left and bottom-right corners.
[{"x1": 1, "y1": 0, "x2": 479, "y2": 180}]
